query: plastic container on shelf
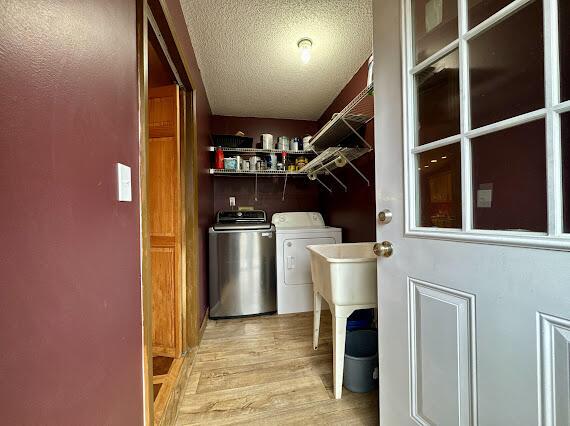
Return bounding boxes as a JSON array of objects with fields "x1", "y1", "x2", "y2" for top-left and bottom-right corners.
[
  {"x1": 215, "y1": 146, "x2": 224, "y2": 169},
  {"x1": 223, "y1": 157, "x2": 237, "y2": 170},
  {"x1": 290, "y1": 137, "x2": 300, "y2": 151},
  {"x1": 277, "y1": 136, "x2": 289, "y2": 151}
]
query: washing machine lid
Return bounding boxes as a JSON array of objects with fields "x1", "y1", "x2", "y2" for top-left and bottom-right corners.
[{"x1": 272, "y1": 212, "x2": 326, "y2": 228}]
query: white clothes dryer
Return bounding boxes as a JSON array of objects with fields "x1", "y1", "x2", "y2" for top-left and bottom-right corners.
[{"x1": 272, "y1": 212, "x2": 342, "y2": 314}]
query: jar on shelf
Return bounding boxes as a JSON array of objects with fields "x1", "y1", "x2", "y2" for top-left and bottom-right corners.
[
  {"x1": 290, "y1": 137, "x2": 300, "y2": 151},
  {"x1": 277, "y1": 136, "x2": 289, "y2": 151}
]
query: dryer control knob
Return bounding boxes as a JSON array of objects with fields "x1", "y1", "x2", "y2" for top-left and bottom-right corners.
[{"x1": 287, "y1": 242, "x2": 292, "y2": 247}]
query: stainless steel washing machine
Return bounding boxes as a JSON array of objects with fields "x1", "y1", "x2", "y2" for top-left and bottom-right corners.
[{"x1": 208, "y1": 210, "x2": 276, "y2": 318}]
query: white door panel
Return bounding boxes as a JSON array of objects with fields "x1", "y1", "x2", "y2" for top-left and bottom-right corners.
[
  {"x1": 409, "y1": 279, "x2": 475, "y2": 426},
  {"x1": 373, "y1": 0, "x2": 570, "y2": 424},
  {"x1": 538, "y1": 313, "x2": 570, "y2": 426}
]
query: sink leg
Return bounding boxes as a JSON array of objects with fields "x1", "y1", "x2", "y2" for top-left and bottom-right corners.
[
  {"x1": 332, "y1": 311, "x2": 347, "y2": 400},
  {"x1": 313, "y1": 292, "x2": 322, "y2": 350},
  {"x1": 373, "y1": 307, "x2": 378, "y2": 328}
]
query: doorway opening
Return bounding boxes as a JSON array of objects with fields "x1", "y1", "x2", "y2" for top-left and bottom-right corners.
[{"x1": 137, "y1": 1, "x2": 201, "y2": 424}]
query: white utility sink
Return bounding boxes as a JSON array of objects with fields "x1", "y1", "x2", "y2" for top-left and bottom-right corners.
[
  {"x1": 307, "y1": 242, "x2": 378, "y2": 399},
  {"x1": 307, "y1": 242, "x2": 377, "y2": 306}
]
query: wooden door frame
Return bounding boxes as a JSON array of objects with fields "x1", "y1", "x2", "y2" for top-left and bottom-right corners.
[{"x1": 137, "y1": 0, "x2": 201, "y2": 423}]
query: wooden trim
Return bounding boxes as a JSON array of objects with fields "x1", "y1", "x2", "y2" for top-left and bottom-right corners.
[
  {"x1": 140, "y1": 0, "x2": 202, "y2": 423},
  {"x1": 147, "y1": 0, "x2": 197, "y2": 91},
  {"x1": 184, "y1": 89, "x2": 201, "y2": 349},
  {"x1": 179, "y1": 88, "x2": 188, "y2": 352},
  {"x1": 199, "y1": 307, "x2": 209, "y2": 342},
  {"x1": 174, "y1": 84, "x2": 183, "y2": 359},
  {"x1": 137, "y1": 1, "x2": 153, "y2": 425}
]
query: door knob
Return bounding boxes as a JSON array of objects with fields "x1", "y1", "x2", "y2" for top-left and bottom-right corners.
[
  {"x1": 378, "y1": 209, "x2": 392, "y2": 224},
  {"x1": 373, "y1": 241, "x2": 393, "y2": 258}
]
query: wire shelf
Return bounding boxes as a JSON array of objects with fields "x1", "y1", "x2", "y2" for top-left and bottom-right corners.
[
  {"x1": 305, "y1": 83, "x2": 374, "y2": 151},
  {"x1": 209, "y1": 169, "x2": 307, "y2": 176},
  {"x1": 207, "y1": 84, "x2": 373, "y2": 191},
  {"x1": 208, "y1": 146, "x2": 314, "y2": 155},
  {"x1": 299, "y1": 147, "x2": 370, "y2": 174}
]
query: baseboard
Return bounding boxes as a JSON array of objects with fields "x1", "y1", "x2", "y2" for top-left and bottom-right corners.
[{"x1": 199, "y1": 308, "x2": 209, "y2": 342}]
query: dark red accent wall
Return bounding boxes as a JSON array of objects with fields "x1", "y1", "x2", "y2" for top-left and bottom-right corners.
[
  {"x1": 0, "y1": 1, "x2": 142, "y2": 425},
  {"x1": 212, "y1": 177, "x2": 321, "y2": 219},
  {"x1": 318, "y1": 62, "x2": 377, "y2": 243},
  {"x1": 211, "y1": 115, "x2": 318, "y2": 146},
  {"x1": 210, "y1": 116, "x2": 320, "y2": 218},
  {"x1": 165, "y1": 0, "x2": 213, "y2": 321}
]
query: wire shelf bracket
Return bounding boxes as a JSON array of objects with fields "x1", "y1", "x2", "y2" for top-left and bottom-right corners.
[
  {"x1": 299, "y1": 83, "x2": 374, "y2": 190},
  {"x1": 305, "y1": 83, "x2": 374, "y2": 152}
]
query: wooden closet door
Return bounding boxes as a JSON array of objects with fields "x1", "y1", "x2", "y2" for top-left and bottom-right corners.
[{"x1": 149, "y1": 84, "x2": 182, "y2": 358}]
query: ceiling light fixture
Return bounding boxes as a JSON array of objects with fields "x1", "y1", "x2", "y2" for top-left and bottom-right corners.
[
  {"x1": 431, "y1": 159, "x2": 437, "y2": 163},
  {"x1": 298, "y1": 38, "x2": 312, "y2": 64}
]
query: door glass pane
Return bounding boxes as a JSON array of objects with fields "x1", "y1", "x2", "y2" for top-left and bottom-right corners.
[
  {"x1": 413, "y1": 0, "x2": 458, "y2": 63},
  {"x1": 468, "y1": 0, "x2": 515, "y2": 29},
  {"x1": 418, "y1": 143, "x2": 462, "y2": 228},
  {"x1": 417, "y1": 50, "x2": 460, "y2": 145},
  {"x1": 561, "y1": 0, "x2": 570, "y2": 101},
  {"x1": 562, "y1": 113, "x2": 570, "y2": 233},
  {"x1": 472, "y1": 120, "x2": 547, "y2": 232},
  {"x1": 469, "y1": 1, "x2": 544, "y2": 130}
]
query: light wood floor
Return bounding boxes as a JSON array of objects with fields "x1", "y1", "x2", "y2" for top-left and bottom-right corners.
[{"x1": 174, "y1": 312, "x2": 378, "y2": 425}]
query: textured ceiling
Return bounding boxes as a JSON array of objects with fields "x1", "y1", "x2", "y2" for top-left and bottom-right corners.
[{"x1": 180, "y1": 0, "x2": 373, "y2": 120}]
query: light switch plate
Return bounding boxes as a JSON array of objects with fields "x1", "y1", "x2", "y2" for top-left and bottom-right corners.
[{"x1": 117, "y1": 163, "x2": 132, "y2": 202}]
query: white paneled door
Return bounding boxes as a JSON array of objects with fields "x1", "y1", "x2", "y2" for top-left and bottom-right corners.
[{"x1": 373, "y1": 0, "x2": 570, "y2": 424}]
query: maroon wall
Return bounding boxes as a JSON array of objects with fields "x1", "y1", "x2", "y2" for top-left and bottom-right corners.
[
  {"x1": 0, "y1": 2, "x2": 142, "y2": 425},
  {"x1": 165, "y1": 0, "x2": 213, "y2": 321},
  {"x1": 211, "y1": 115, "x2": 317, "y2": 146},
  {"x1": 212, "y1": 177, "x2": 321, "y2": 219},
  {"x1": 318, "y1": 62, "x2": 377, "y2": 243},
  {"x1": 210, "y1": 116, "x2": 320, "y2": 217}
]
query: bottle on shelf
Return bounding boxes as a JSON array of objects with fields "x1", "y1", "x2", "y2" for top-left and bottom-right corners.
[{"x1": 215, "y1": 146, "x2": 224, "y2": 169}]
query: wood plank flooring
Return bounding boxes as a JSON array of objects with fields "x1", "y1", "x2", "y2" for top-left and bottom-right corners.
[{"x1": 174, "y1": 312, "x2": 378, "y2": 425}]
